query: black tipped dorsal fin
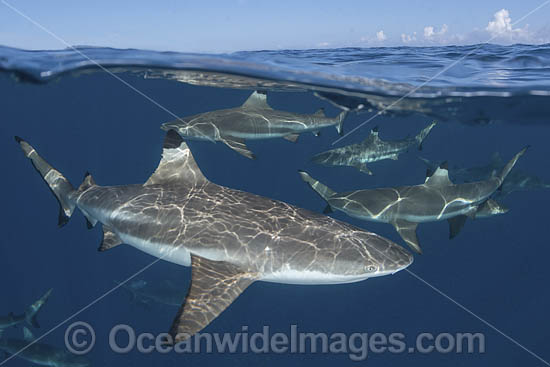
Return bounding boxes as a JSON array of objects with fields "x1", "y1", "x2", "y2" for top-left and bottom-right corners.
[
  {"x1": 424, "y1": 162, "x2": 452, "y2": 187},
  {"x1": 242, "y1": 91, "x2": 270, "y2": 109},
  {"x1": 145, "y1": 131, "x2": 208, "y2": 187}
]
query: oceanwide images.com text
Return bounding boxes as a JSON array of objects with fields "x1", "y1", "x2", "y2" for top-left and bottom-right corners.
[{"x1": 66, "y1": 322, "x2": 485, "y2": 361}]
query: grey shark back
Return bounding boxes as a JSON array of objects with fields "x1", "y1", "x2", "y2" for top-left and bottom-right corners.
[
  {"x1": 161, "y1": 91, "x2": 348, "y2": 159},
  {"x1": 18, "y1": 130, "x2": 412, "y2": 343}
]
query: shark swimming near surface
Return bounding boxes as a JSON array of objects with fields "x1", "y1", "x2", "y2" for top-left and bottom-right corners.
[
  {"x1": 161, "y1": 91, "x2": 348, "y2": 159},
  {"x1": 0, "y1": 289, "x2": 52, "y2": 331},
  {"x1": 419, "y1": 152, "x2": 550, "y2": 197},
  {"x1": 300, "y1": 146, "x2": 527, "y2": 254},
  {"x1": 116, "y1": 279, "x2": 184, "y2": 307},
  {"x1": 0, "y1": 327, "x2": 91, "y2": 367},
  {"x1": 17, "y1": 131, "x2": 411, "y2": 343},
  {"x1": 311, "y1": 122, "x2": 436, "y2": 175}
]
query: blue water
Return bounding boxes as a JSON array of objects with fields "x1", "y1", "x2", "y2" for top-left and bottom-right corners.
[{"x1": 1, "y1": 44, "x2": 549, "y2": 366}]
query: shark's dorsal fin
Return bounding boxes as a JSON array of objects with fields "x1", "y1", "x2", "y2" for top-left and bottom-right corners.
[
  {"x1": 23, "y1": 327, "x2": 36, "y2": 342},
  {"x1": 145, "y1": 130, "x2": 208, "y2": 187},
  {"x1": 424, "y1": 162, "x2": 452, "y2": 187},
  {"x1": 169, "y1": 255, "x2": 259, "y2": 343},
  {"x1": 314, "y1": 108, "x2": 325, "y2": 117},
  {"x1": 242, "y1": 91, "x2": 271, "y2": 109}
]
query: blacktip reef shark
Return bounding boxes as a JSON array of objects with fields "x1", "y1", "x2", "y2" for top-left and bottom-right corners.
[
  {"x1": 0, "y1": 289, "x2": 52, "y2": 330},
  {"x1": 161, "y1": 91, "x2": 348, "y2": 159},
  {"x1": 419, "y1": 152, "x2": 550, "y2": 197},
  {"x1": 0, "y1": 327, "x2": 91, "y2": 367},
  {"x1": 16, "y1": 131, "x2": 411, "y2": 343},
  {"x1": 300, "y1": 146, "x2": 527, "y2": 254},
  {"x1": 116, "y1": 279, "x2": 184, "y2": 307},
  {"x1": 311, "y1": 122, "x2": 437, "y2": 175}
]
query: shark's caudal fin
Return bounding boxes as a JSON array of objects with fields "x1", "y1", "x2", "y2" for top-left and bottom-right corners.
[
  {"x1": 298, "y1": 171, "x2": 337, "y2": 213},
  {"x1": 16, "y1": 137, "x2": 78, "y2": 226},
  {"x1": 25, "y1": 289, "x2": 53, "y2": 328},
  {"x1": 335, "y1": 111, "x2": 348, "y2": 136},
  {"x1": 414, "y1": 121, "x2": 437, "y2": 150},
  {"x1": 496, "y1": 146, "x2": 529, "y2": 185}
]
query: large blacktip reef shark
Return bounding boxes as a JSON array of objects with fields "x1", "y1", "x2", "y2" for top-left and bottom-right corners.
[
  {"x1": 161, "y1": 91, "x2": 348, "y2": 159},
  {"x1": 16, "y1": 131, "x2": 411, "y2": 343},
  {"x1": 311, "y1": 121, "x2": 437, "y2": 175},
  {"x1": 300, "y1": 146, "x2": 527, "y2": 254},
  {"x1": 0, "y1": 327, "x2": 91, "y2": 367},
  {"x1": 0, "y1": 289, "x2": 52, "y2": 331}
]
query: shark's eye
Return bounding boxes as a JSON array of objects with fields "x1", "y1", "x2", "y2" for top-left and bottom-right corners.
[{"x1": 367, "y1": 265, "x2": 377, "y2": 272}]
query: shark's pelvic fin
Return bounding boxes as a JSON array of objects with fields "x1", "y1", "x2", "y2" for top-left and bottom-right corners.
[
  {"x1": 448, "y1": 215, "x2": 467, "y2": 239},
  {"x1": 283, "y1": 133, "x2": 300, "y2": 143},
  {"x1": 392, "y1": 220, "x2": 422, "y2": 254},
  {"x1": 242, "y1": 91, "x2": 271, "y2": 109},
  {"x1": 98, "y1": 226, "x2": 123, "y2": 252},
  {"x1": 424, "y1": 162, "x2": 452, "y2": 187},
  {"x1": 169, "y1": 255, "x2": 258, "y2": 343},
  {"x1": 222, "y1": 137, "x2": 256, "y2": 159},
  {"x1": 145, "y1": 130, "x2": 209, "y2": 186}
]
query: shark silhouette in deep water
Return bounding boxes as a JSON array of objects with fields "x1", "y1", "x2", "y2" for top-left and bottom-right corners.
[
  {"x1": 311, "y1": 122, "x2": 436, "y2": 175},
  {"x1": 17, "y1": 131, "x2": 411, "y2": 342},
  {"x1": 116, "y1": 279, "x2": 184, "y2": 307},
  {"x1": 0, "y1": 289, "x2": 52, "y2": 331},
  {"x1": 161, "y1": 91, "x2": 347, "y2": 159},
  {"x1": 0, "y1": 327, "x2": 90, "y2": 367},
  {"x1": 300, "y1": 147, "x2": 527, "y2": 254},
  {"x1": 419, "y1": 152, "x2": 550, "y2": 197}
]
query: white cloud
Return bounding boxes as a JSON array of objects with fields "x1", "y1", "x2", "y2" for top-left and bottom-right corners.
[
  {"x1": 401, "y1": 32, "x2": 417, "y2": 43},
  {"x1": 376, "y1": 30, "x2": 387, "y2": 41},
  {"x1": 485, "y1": 9, "x2": 529, "y2": 42},
  {"x1": 423, "y1": 24, "x2": 448, "y2": 40}
]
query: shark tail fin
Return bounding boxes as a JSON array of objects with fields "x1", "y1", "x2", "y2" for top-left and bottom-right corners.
[
  {"x1": 25, "y1": 289, "x2": 53, "y2": 328},
  {"x1": 497, "y1": 146, "x2": 529, "y2": 186},
  {"x1": 415, "y1": 121, "x2": 437, "y2": 150},
  {"x1": 335, "y1": 111, "x2": 348, "y2": 136},
  {"x1": 298, "y1": 170, "x2": 336, "y2": 206},
  {"x1": 16, "y1": 136, "x2": 77, "y2": 227}
]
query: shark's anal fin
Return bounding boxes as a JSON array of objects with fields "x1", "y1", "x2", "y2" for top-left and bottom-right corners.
[
  {"x1": 222, "y1": 137, "x2": 255, "y2": 159},
  {"x1": 145, "y1": 130, "x2": 208, "y2": 187},
  {"x1": 242, "y1": 91, "x2": 271, "y2": 109},
  {"x1": 98, "y1": 226, "x2": 123, "y2": 252},
  {"x1": 448, "y1": 215, "x2": 467, "y2": 239},
  {"x1": 392, "y1": 220, "x2": 422, "y2": 254},
  {"x1": 169, "y1": 255, "x2": 258, "y2": 343},
  {"x1": 283, "y1": 133, "x2": 300, "y2": 143}
]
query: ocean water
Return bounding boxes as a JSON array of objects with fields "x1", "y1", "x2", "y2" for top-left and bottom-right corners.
[{"x1": 0, "y1": 44, "x2": 549, "y2": 366}]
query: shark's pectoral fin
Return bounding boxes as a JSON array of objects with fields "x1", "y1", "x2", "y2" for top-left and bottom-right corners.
[
  {"x1": 447, "y1": 215, "x2": 467, "y2": 239},
  {"x1": 222, "y1": 137, "x2": 255, "y2": 159},
  {"x1": 98, "y1": 226, "x2": 123, "y2": 252},
  {"x1": 355, "y1": 164, "x2": 372, "y2": 175},
  {"x1": 392, "y1": 220, "x2": 422, "y2": 254},
  {"x1": 169, "y1": 255, "x2": 258, "y2": 343},
  {"x1": 283, "y1": 133, "x2": 300, "y2": 143}
]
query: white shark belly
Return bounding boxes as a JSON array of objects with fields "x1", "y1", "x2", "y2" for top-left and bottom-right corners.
[
  {"x1": 119, "y1": 233, "x2": 192, "y2": 266},
  {"x1": 261, "y1": 268, "x2": 371, "y2": 285}
]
